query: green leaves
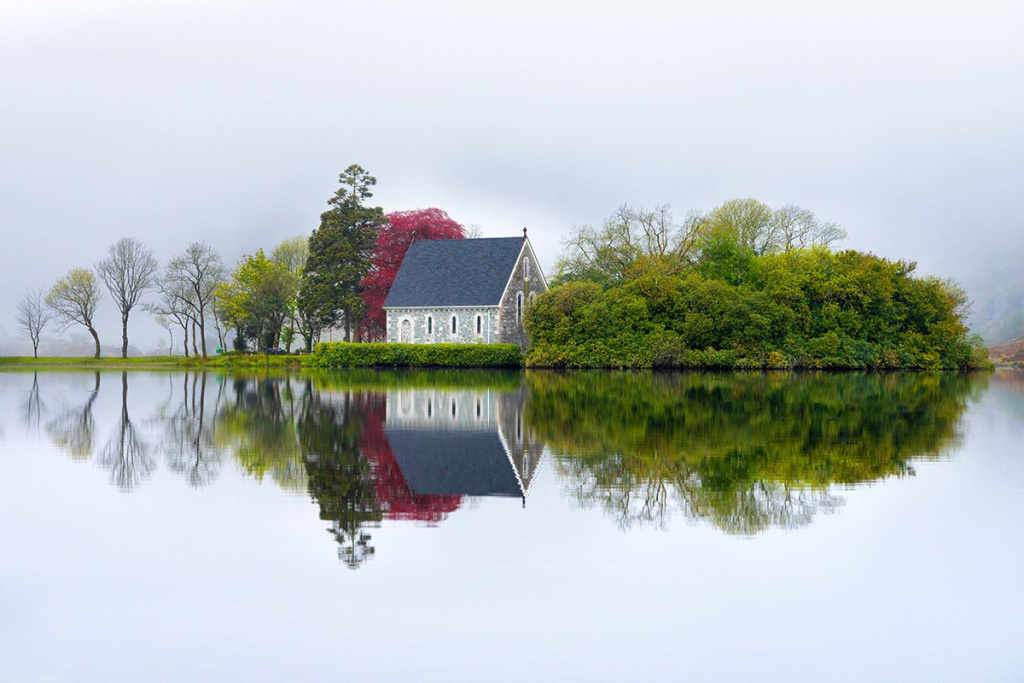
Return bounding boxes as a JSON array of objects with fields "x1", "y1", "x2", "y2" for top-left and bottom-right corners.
[
  {"x1": 528, "y1": 247, "x2": 978, "y2": 370},
  {"x1": 311, "y1": 342, "x2": 523, "y2": 368}
]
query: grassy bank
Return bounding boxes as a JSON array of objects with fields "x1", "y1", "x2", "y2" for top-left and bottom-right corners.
[{"x1": 0, "y1": 354, "x2": 310, "y2": 369}]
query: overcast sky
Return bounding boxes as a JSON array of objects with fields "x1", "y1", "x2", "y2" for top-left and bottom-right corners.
[{"x1": 2, "y1": 0, "x2": 1022, "y2": 351}]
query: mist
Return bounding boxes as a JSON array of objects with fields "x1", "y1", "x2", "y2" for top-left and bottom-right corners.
[{"x1": 2, "y1": 0, "x2": 1021, "y2": 352}]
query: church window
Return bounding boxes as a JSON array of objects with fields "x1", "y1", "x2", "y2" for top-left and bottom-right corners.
[
  {"x1": 427, "y1": 316, "x2": 433, "y2": 335},
  {"x1": 451, "y1": 315, "x2": 458, "y2": 334},
  {"x1": 524, "y1": 258, "x2": 530, "y2": 280},
  {"x1": 516, "y1": 292, "x2": 523, "y2": 323},
  {"x1": 476, "y1": 314, "x2": 482, "y2": 335}
]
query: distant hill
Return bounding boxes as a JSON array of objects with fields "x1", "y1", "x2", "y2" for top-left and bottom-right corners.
[{"x1": 989, "y1": 336, "x2": 1024, "y2": 364}]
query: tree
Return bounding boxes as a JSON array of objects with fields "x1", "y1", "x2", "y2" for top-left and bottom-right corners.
[
  {"x1": 166, "y1": 243, "x2": 225, "y2": 358},
  {"x1": 695, "y1": 199, "x2": 846, "y2": 257},
  {"x1": 16, "y1": 288, "x2": 52, "y2": 358},
  {"x1": 215, "y1": 250, "x2": 295, "y2": 352},
  {"x1": 96, "y1": 237, "x2": 159, "y2": 358},
  {"x1": 554, "y1": 204, "x2": 704, "y2": 286},
  {"x1": 771, "y1": 204, "x2": 847, "y2": 252},
  {"x1": 47, "y1": 267, "x2": 103, "y2": 359},
  {"x1": 271, "y1": 236, "x2": 309, "y2": 352},
  {"x1": 360, "y1": 208, "x2": 466, "y2": 340},
  {"x1": 300, "y1": 165, "x2": 386, "y2": 343},
  {"x1": 146, "y1": 270, "x2": 194, "y2": 356}
]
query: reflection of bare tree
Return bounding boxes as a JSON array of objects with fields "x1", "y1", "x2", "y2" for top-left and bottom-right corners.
[
  {"x1": 559, "y1": 456, "x2": 843, "y2": 534},
  {"x1": 678, "y1": 476, "x2": 843, "y2": 535},
  {"x1": 23, "y1": 372, "x2": 46, "y2": 434},
  {"x1": 46, "y1": 372, "x2": 101, "y2": 459},
  {"x1": 158, "y1": 372, "x2": 225, "y2": 488},
  {"x1": 97, "y1": 372, "x2": 155, "y2": 492}
]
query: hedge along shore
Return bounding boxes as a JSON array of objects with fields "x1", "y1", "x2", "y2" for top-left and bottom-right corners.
[{"x1": 310, "y1": 342, "x2": 523, "y2": 368}]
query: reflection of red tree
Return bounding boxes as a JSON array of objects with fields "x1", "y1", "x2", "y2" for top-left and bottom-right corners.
[{"x1": 359, "y1": 396, "x2": 462, "y2": 523}]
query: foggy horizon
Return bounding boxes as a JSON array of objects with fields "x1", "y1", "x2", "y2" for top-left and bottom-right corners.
[{"x1": 3, "y1": 1, "x2": 1022, "y2": 353}]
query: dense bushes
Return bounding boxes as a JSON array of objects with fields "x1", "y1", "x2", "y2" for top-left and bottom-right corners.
[
  {"x1": 526, "y1": 248, "x2": 985, "y2": 370},
  {"x1": 311, "y1": 342, "x2": 522, "y2": 368}
]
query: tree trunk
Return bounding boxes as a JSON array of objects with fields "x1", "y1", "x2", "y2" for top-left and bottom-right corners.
[
  {"x1": 88, "y1": 326, "x2": 101, "y2": 359},
  {"x1": 122, "y1": 312, "x2": 130, "y2": 358},
  {"x1": 199, "y1": 317, "x2": 208, "y2": 358}
]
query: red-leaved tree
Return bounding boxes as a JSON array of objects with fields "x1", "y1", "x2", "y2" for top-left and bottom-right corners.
[{"x1": 360, "y1": 208, "x2": 466, "y2": 340}]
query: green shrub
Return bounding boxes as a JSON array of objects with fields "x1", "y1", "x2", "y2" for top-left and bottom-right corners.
[{"x1": 310, "y1": 342, "x2": 523, "y2": 368}]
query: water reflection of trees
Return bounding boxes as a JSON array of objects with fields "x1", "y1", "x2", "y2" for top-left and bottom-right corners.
[
  {"x1": 46, "y1": 372, "x2": 101, "y2": 460},
  {"x1": 97, "y1": 372, "x2": 155, "y2": 491},
  {"x1": 527, "y1": 371, "x2": 981, "y2": 534},
  {"x1": 150, "y1": 372, "x2": 226, "y2": 488}
]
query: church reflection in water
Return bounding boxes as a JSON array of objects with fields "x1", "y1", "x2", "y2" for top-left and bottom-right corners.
[{"x1": 383, "y1": 387, "x2": 542, "y2": 505}]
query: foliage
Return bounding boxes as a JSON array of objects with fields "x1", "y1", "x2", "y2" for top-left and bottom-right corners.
[
  {"x1": 216, "y1": 249, "x2": 296, "y2": 352},
  {"x1": 47, "y1": 267, "x2": 104, "y2": 359},
  {"x1": 96, "y1": 237, "x2": 159, "y2": 358},
  {"x1": 311, "y1": 342, "x2": 523, "y2": 368},
  {"x1": 299, "y1": 165, "x2": 385, "y2": 345},
  {"x1": 271, "y1": 236, "x2": 309, "y2": 352},
  {"x1": 528, "y1": 243, "x2": 979, "y2": 370},
  {"x1": 360, "y1": 208, "x2": 466, "y2": 339}
]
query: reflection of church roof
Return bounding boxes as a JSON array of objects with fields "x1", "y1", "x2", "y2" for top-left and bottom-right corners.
[{"x1": 385, "y1": 427, "x2": 523, "y2": 497}]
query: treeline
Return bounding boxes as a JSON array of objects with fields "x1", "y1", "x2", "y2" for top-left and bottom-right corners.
[
  {"x1": 15, "y1": 165, "x2": 464, "y2": 358},
  {"x1": 526, "y1": 199, "x2": 986, "y2": 370}
]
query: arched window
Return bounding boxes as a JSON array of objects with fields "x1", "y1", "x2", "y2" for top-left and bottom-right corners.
[
  {"x1": 451, "y1": 315, "x2": 458, "y2": 335},
  {"x1": 529, "y1": 292, "x2": 537, "y2": 305},
  {"x1": 427, "y1": 316, "x2": 433, "y2": 335},
  {"x1": 516, "y1": 292, "x2": 523, "y2": 323},
  {"x1": 524, "y1": 258, "x2": 530, "y2": 280},
  {"x1": 476, "y1": 314, "x2": 482, "y2": 335},
  {"x1": 400, "y1": 319, "x2": 412, "y2": 343}
]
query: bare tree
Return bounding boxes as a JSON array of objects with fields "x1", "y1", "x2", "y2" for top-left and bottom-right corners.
[
  {"x1": 16, "y1": 288, "x2": 52, "y2": 358},
  {"x1": 167, "y1": 243, "x2": 225, "y2": 358},
  {"x1": 98, "y1": 373, "x2": 154, "y2": 491},
  {"x1": 145, "y1": 270, "x2": 194, "y2": 356},
  {"x1": 47, "y1": 267, "x2": 103, "y2": 359},
  {"x1": 772, "y1": 204, "x2": 847, "y2": 252},
  {"x1": 556, "y1": 204, "x2": 705, "y2": 283},
  {"x1": 96, "y1": 237, "x2": 159, "y2": 358}
]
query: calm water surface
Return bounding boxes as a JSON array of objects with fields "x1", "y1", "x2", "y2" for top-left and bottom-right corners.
[{"x1": 1, "y1": 369, "x2": 1022, "y2": 682}]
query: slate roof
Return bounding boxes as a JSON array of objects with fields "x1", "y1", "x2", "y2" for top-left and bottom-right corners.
[
  {"x1": 385, "y1": 428, "x2": 523, "y2": 497},
  {"x1": 383, "y1": 237, "x2": 525, "y2": 308}
]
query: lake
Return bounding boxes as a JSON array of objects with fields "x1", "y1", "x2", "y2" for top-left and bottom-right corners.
[{"x1": 1, "y1": 368, "x2": 1022, "y2": 682}]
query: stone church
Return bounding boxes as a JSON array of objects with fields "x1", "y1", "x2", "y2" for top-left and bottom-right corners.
[{"x1": 383, "y1": 232, "x2": 547, "y2": 348}]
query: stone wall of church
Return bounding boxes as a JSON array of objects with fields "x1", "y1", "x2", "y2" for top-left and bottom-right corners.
[{"x1": 386, "y1": 307, "x2": 500, "y2": 344}]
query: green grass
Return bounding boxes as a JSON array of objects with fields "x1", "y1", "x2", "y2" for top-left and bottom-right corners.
[{"x1": 0, "y1": 354, "x2": 311, "y2": 369}]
